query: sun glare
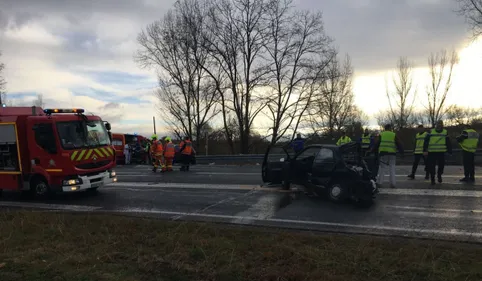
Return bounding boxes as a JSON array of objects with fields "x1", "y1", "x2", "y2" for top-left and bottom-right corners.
[{"x1": 451, "y1": 37, "x2": 482, "y2": 106}]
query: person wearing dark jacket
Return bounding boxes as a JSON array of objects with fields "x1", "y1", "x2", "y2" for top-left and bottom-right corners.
[
  {"x1": 373, "y1": 124, "x2": 404, "y2": 188},
  {"x1": 290, "y1": 133, "x2": 305, "y2": 153},
  {"x1": 456, "y1": 124, "x2": 479, "y2": 183},
  {"x1": 423, "y1": 120, "x2": 452, "y2": 185}
]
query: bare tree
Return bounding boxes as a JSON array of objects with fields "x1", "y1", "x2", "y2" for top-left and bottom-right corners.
[
  {"x1": 309, "y1": 54, "x2": 358, "y2": 137},
  {"x1": 456, "y1": 0, "x2": 482, "y2": 38},
  {"x1": 446, "y1": 105, "x2": 480, "y2": 126},
  {"x1": 262, "y1": 0, "x2": 333, "y2": 144},
  {"x1": 0, "y1": 51, "x2": 6, "y2": 106},
  {"x1": 33, "y1": 94, "x2": 45, "y2": 108},
  {"x1": 201, "y1": 0, "x2": 270, "y2": 154},
  {"x1": 136, "y1": 0, "x2": 220, "y2": 147},
  {"x1": 385, "y1": 57, "x2": 416, "y2": 130},
  {"x1": 375, "y1": 110, "x2": 394, "y2": 128},
  {"x1": 425, "y1": 49, "x2": 458, "y2": 127}
]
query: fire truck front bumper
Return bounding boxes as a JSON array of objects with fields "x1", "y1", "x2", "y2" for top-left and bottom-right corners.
[{"x1": 61, "y1": 170, "x2": 117, "y2": 192}]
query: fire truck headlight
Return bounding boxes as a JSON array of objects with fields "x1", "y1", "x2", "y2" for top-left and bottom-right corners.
[
  {"x1": 109, "y1": 170, "x2": 116, "y2": 178},
  {"x1": 63, "y1": 179, "x2": 81, "y2": 186}
]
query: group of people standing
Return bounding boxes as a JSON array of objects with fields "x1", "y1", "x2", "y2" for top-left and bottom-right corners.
[
  {"x1": 147, "y1": 135, "x2": 196, "y2": 172},
  {"x1": 291, "y1": 121, "x2": 479, "y2": 188},
  {"x1": 362, "y1": 121, "x2": 479, "y2": 188}
]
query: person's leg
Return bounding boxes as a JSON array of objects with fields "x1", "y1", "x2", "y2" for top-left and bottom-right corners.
[
  {"x1": 469, "y1": 152, "x2": 475, "y2": 181},
  {"x1": 152, "y1": 155, "x2": 158, "y2": 172},
  {"x1": 422, "y1": 155, "x2": 429, "y2": 179},
  {"x1": 180, "y1": 154, "x2": 187, "y2": 171},
  {"x1": 166, "y1": 158, "x2": 173, "y2": 171},
  {"x1": 437, "y1": 153, "x2": 445, "y2": 183},
  {"x1": 462, "y1": 150, "x2": 470, "y2": 180},
  {"x1": 377, "y1": 155, "x2": 388, "y2": 186},
  {"x1": 389, "y1": 155, "x2": 396, "y2": 188},
  {"x1": 373, "y1": 155, "x2": 380, "y2": 181},
  {"x1": 427, "y1": 153, "x2": 436, "y2": 184},
  {"x1": 186, "y1": 154, "x2": 191, "y2": 171},
  {"x1": 409, "y1": 154, "x2": 421, "y2": 178}
]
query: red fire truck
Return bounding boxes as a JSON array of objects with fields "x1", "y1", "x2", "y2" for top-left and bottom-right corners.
[{"x1": 0, "y1": 106, "x2": 117, "y2": 198}]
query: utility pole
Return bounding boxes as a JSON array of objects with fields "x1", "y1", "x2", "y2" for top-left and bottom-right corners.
[{"x1": 152, "y1": 116, "x2": 156, "y2": 134}]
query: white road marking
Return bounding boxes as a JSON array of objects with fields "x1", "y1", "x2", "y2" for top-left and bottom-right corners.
[
  {"x1": 386, "y1": 205, "x2": 482, "y2": 213},
  {"x1": 107, "y1": 182, "x2": 260, "y2": 190},
  {"x1": 0, "y1": 201, "x2": 101, "y2": 211},
  {"x1": 232, "y1": 194, "x2": 279, "y2": 224},
  {"x1": 379, "y1": 188, "x2": 482, "y2": 197},
  {"x1": 114, "y1": 170, "x2": 481, "y2": 179},
  {"x1": 106, "y1": 182, "x2": 482, "y2": 197},
  {"x1": 113, "y1": 209, "x2": 482, "y2": 239},
  {"x1": 395, "y1": 211, "x2": 480, "y2": 219},
  {"x1": 195, "y1": 172, "x2": 259, "y2": 175}
]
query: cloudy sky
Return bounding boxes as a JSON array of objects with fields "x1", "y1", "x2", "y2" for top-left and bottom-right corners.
[{"x1": 0, "y1": 0, "x2": 479, "y2": 136}]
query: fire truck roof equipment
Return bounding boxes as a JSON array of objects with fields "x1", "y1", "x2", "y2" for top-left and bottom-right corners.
[{"x1": 43, "y1": 108, "x2": 85, "y2": 115}]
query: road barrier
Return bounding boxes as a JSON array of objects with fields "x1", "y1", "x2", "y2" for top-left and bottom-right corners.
[{"x1": 195, "y1": 149, "x2": 482, "y2": 165}]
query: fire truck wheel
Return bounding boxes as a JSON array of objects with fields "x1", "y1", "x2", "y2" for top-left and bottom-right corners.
[{"x1": 30, "y1": 177, "x2": 51, "y2": 199}]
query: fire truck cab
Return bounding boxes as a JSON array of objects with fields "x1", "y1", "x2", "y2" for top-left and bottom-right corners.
[{"x1": 0, "y1": 106, "x2": 117, "y2": 198}]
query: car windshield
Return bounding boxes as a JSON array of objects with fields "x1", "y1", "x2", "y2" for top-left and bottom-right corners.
[{"x1": 56, "y1": 120, "x2": 111, "y2": 150}]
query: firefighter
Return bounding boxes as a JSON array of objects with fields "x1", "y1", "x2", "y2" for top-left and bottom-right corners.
[
  {"x1": 179, "y1": 136, "x2": 194, "y2": 171},
  {"x1": 456, "y1": 124, "x2": 479, "y2": 183},
  {"x1": 374, "y1": 124, "x2": 404, "y2": 188},
  {"x1": 407, "y1": 125, "x2": 429, "y2": 180},
  {"x1": 336, "y1": 130, "x2": 352, "y2": 146},
  {"x1": 423, "y1": 120, "x2": 452, "y2": 185},
  {"x1": 163, "y1": 136, "x2": 176, "y2": 172},
  {"x1": 150, "y1": 134, "x2": 165, "y2": 172}
]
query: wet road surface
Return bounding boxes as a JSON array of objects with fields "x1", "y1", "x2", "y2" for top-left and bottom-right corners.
[{"x1": 2, "y1": 164, "x2": 482, "y2": 242}]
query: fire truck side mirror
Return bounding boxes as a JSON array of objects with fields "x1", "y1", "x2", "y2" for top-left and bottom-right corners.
[{"x1": 105, "y1": 122, "x2": 111, "y2": 131}]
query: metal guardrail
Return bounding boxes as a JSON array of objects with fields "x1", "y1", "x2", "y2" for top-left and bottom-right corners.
[{"x1": 195, "y1": 150, "x2": 482, "y2": 165}]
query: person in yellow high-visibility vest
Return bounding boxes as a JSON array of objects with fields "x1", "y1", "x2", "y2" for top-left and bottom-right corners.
[
  {"x1": 359, "y1": 128, "x2": 371, "y2": 155},
  {"x1": 374, "y1": 124, "x2": 404, "y2": 188},
  {"x1": 407, "y1": 125, "x2": 429, "y2": 180},
  {"x1": 336, "y1": 131, "x2": 352, "y2": 146},
  {"x1": 456, "y1": 125, "x2": 479, "y2": 183},
  {"x1": 423, "y1": 120, "x2": 452, "y2": 185}
]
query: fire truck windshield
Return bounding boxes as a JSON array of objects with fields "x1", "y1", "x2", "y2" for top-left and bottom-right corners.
[{"x1": 56, "y1": 120, "x2": 111, "y2": 150}]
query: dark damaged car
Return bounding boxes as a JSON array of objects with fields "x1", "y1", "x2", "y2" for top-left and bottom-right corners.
[{"x1": 262, "y1": 142, "x2": 378, "y2": 207}]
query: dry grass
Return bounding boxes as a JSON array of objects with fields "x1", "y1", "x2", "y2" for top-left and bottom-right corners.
[{"x1": 0, "y1": 210, "x2": 481, "y2": 281}]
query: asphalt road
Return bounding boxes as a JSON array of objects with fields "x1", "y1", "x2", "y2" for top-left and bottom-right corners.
[{"x1": 2, "y1": 164, "x2": 482, "y2": 242}]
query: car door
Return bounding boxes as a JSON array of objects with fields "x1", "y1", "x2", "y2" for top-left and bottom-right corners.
[
  {"x1": 311, "y1": 147, "x2": 337, "y2": 185},
  {"x1": 262, "y1": 146, "x2": 289, "y2": 184},
  {"x1": 291, "y1": 147, "x2": 321, "y2": 182}
]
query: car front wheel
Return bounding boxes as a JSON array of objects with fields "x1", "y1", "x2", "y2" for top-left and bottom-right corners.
[{"x1": 328, "y1": 182, "x2": 346, "y2": 202}]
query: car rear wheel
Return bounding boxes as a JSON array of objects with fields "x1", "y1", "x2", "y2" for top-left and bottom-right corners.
[{"x1": 328, "y1": 182, "x2": 346, "y2": 202}]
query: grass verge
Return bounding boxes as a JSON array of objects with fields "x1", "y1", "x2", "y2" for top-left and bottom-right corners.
[{"x1": 0, "y1": 210, "x2": 481, "y2": 281}]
